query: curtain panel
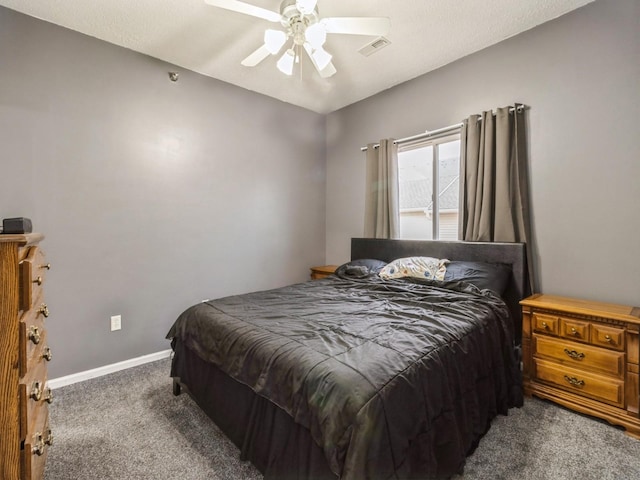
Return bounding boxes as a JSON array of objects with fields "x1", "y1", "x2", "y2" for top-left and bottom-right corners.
[
  {"x1": 459, "y1": 105, "x2": 536, "y2": 290},
  {"x1": 364, "y1": 139, "x2": 400, "y2": 239}
]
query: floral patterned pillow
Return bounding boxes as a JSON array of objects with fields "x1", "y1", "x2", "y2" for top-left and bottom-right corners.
[{"x1": 379, "y1": 256, "x2": 449, "y2": 281}]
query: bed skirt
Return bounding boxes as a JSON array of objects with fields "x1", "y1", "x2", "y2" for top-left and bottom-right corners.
[
  {"x1": 170, "y1": 336, "x2": 513, "y2": 479},
  {"x1": 170, "y1": 338, "x2": 337, "y2": 480}
]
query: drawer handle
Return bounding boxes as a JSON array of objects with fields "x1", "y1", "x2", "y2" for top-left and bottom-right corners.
[
  {"x1": 44, "y1": 428, "x2": 54, "y2": 446},
  {"x1": 43, "y1": 346, "x2": 53, "y2": 361},
  {"x1": 30, "y1": 381, "x2": 43, "y2": 401},
  {"x1": 38, "y1": 303, "x2": 49, "y2": 318},
  {"x1": 43, "y1": 387, "x2": 54, "y2": 404},
  {"x1": 28, "y1": 326, "x2": 41, "y2": 345},
  {"x1": 569, "y1": 327, "x2": 580, "y2": 337},
  {"x1": 32, "y1": 433, "x2": 45, "y2": 456},
  {"x1": 564, "y1": 348, "x2": 585, "y2": 360},
  {"x1": 34, "y1": 276, "x2": 43, "y2": 286},
  {"x1": 40, "y1": 263, "x2": 51, "y2": 270},
  {"x1": 541, "y1": 321, "x2": 549, "y2": 329},
  {"x1": 564, "y1": 375, "x2": 585, "y2": 387},
  {"x1": 604, "y1": 334, "x2": 613, "y2": 344}
]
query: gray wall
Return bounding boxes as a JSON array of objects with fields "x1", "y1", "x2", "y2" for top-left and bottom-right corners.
[
  {"x1": 326, "y1": 0, "x2": 640, "y2": 307},
  {"x1": 0, "y1": 7, "x2": 327, "y2": 378}
]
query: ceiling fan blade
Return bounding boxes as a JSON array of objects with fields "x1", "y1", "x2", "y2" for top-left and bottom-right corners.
[
  {"x1": 320, "y1": 17, "x2": 390, "y2": 36},
  {"x1": 241, "y1": 44, "x2": 271, "y2": 67},
  {"x1": 204, "y1": 0, "x2": 281, "y2": 22},
  {"x1": 318, "y1": 61, "x2": 336, "y2": 78},
  {"x1": 303, "y1": 43, "x2": 336, "y2": 78}
]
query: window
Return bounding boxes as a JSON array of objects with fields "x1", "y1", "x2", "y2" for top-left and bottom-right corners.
[{"x1": 398, "y1": 133, "x2": 461, "y2": 240}]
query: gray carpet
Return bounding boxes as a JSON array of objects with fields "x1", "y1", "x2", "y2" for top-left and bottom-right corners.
[{"x1": 44, "y1": 358, "x2": 640, "y2": 480}]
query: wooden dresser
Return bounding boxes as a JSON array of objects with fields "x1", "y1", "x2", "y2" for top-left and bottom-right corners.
[
  {"x1": 309, "y1": 265, "x2": 338, "y2": 280},
  {"x1": 0, "y1": 234, "x2": 53, "y2": 479},
  {"x1": 521, "y1": 294, "x2": 640, "y2": 439}
]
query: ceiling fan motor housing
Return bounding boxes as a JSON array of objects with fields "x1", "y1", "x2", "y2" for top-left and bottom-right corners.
[{"x1": 280, "y1": 0, "x2": 319, "y2": 30}]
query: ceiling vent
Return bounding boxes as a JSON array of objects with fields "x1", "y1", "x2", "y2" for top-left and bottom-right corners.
[{"x1": 358, "y1": 37, "x2": 391, "y2": 57}]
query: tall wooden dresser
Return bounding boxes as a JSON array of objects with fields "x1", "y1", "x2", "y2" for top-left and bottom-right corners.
[
  {"x1": 0, "y1": 234, "x2": 53, "y2": 480},
  {"x1": 521, "y1": 294, "x2": 640, "y2": 439}
]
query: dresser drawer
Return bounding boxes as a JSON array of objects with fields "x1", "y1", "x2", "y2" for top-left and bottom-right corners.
[
  {"x1": 533, "y1": 334, "x2": 624, "y2": 377},
  {"x1": 532, "y1": 312, "x2": 560, "y2": 335},
  {"x1": 19, "y1": 247, "x2": 48, "y2": 312},
  {"x1": 559, "y1": 317, "x2": 589, "y2": 342},
  {"x1": 21, "y1": 409, "x2": 51, "y2": 480},
  {"x1": 19, "y1": 326, "x2": 51, "y2": 381},
  {"x1": 533, "y1": 358, "x2": 624, "y2": 407},
  {"x1": 18, "y1": 304, "x2": 49, "y2": 378},
  {"x1": 591, "y1": 324, "x2": 625, "y2": 351},
  {"x1": 19, "y1": 359, "x2": 51, "y2": 441}
]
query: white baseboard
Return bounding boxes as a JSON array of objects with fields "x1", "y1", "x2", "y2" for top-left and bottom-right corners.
[{"x1": 48, "y1": 349, "x2": 172, "y2": 390}]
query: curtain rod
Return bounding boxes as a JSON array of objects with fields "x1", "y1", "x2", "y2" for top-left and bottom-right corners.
[
  {"x1": 360, "y1": 123, "x2": 462, "y2": 152},
  {"x1": 361, "y1": 105, "x2": 526, "y2": 152}
]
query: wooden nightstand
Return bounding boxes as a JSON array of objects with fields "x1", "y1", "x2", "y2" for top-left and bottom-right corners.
[
  {"x1": 521, "y1": 294, "x2": 640, "y2": 439},
  {"x1": 309, "y1": 265, "x2": 338, "y2": 280}
]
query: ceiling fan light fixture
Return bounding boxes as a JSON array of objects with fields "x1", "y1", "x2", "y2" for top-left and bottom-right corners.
[
  {"x1": 295, "y1": 0, "x2": 317, "y2": 15},
  {"x1": 277, "y1": 48, "x2": 295, "y2": 75},
  {"x1": 305, "y1": 23, "x2": 326, "y2": 48},
  {"x1": 311, "y1": 46, "x2": 332, "y2": 71},
  {"x1": 264, "y1": 29, "x2": 287, "y2": 54}
]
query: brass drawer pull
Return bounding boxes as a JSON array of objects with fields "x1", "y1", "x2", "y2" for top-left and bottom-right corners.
[
  {"x1": 28, "y1": 326, "x2": 41, "y2": 345},
  {"x1": 604, "y1": 334, "x2": 613, "y2": 344},
  {"x1": 44, "y1": 428, "x2": 54, "y2": 446},
  {"x1": 564, "y1": 375, "x2": 585, "y2": 387},
  {"x1": 32, "y1": 433, "x2": 45, "y2": 456},
  {"x1": 43, "y1": 387, "x2": 54, "y2": 404},
  {"x1": 569, "y1": 327, "x2": 580, "y2": 336},
  {"x1": 541, "y1": 321, "x2": 549, "y2": 329},
  {"x1": 38, "y1": 303, "x2": 49, "y2": 318},
  {"x1": 40, "y1": 263, "x2": 51, "y2": 270},
  {"x1": 30, "y1": 381, "x2": 43, "y2": 401},
  {"x1": 43, "y1": 346, "x2": 53, "y2": 361},
  {"x1": 564, "y1": 348, "x2": 585, "y2": 360},
  {"x1": 34, "y1": 276, "x2": 43, "y2": 286}
]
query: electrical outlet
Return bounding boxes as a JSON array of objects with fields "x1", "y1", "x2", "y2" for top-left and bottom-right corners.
[{"x1": 110, "y1": 315, "x2": 122, "y2": 331}]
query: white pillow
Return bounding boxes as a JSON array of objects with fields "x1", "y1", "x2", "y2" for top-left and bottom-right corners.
[{"x1": 379, "y1": 256, "x2": 449, "y2": 281}]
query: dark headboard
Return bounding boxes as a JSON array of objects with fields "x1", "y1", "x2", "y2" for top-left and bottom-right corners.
[{"x1": 351, "y1": 238, "x2": 530, "y2": 344}]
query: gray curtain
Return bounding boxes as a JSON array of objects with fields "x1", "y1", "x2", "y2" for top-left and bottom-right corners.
[
  {"x1": 364, "y1": 139, "x2": 400, "y2": 238},
  {"x1": 459, "y1": 104, "x2": 536, "y2": 290}
]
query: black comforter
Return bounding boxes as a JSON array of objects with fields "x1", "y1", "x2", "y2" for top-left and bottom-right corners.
[{"x1": 167, "y1": 274, "x2": 522, "y2": 479}]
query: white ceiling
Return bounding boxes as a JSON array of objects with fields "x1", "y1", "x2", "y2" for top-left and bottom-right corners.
[{"x1": 0, "y1": 0, "x2": 594, "y2": 114}]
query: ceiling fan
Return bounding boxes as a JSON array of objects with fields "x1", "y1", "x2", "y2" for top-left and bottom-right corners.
[{"x1": 204, "y1": 0, "x2": 390, "y2": 78}]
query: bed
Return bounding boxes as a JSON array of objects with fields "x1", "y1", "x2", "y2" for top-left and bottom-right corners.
[{"x1": 167, "y1": 238, "x2": 530, "y2": 479}]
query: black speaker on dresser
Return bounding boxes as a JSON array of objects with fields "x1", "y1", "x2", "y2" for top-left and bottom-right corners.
[{"x1": 2, "y1": 217, "x2": 33, "y2": 234}]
